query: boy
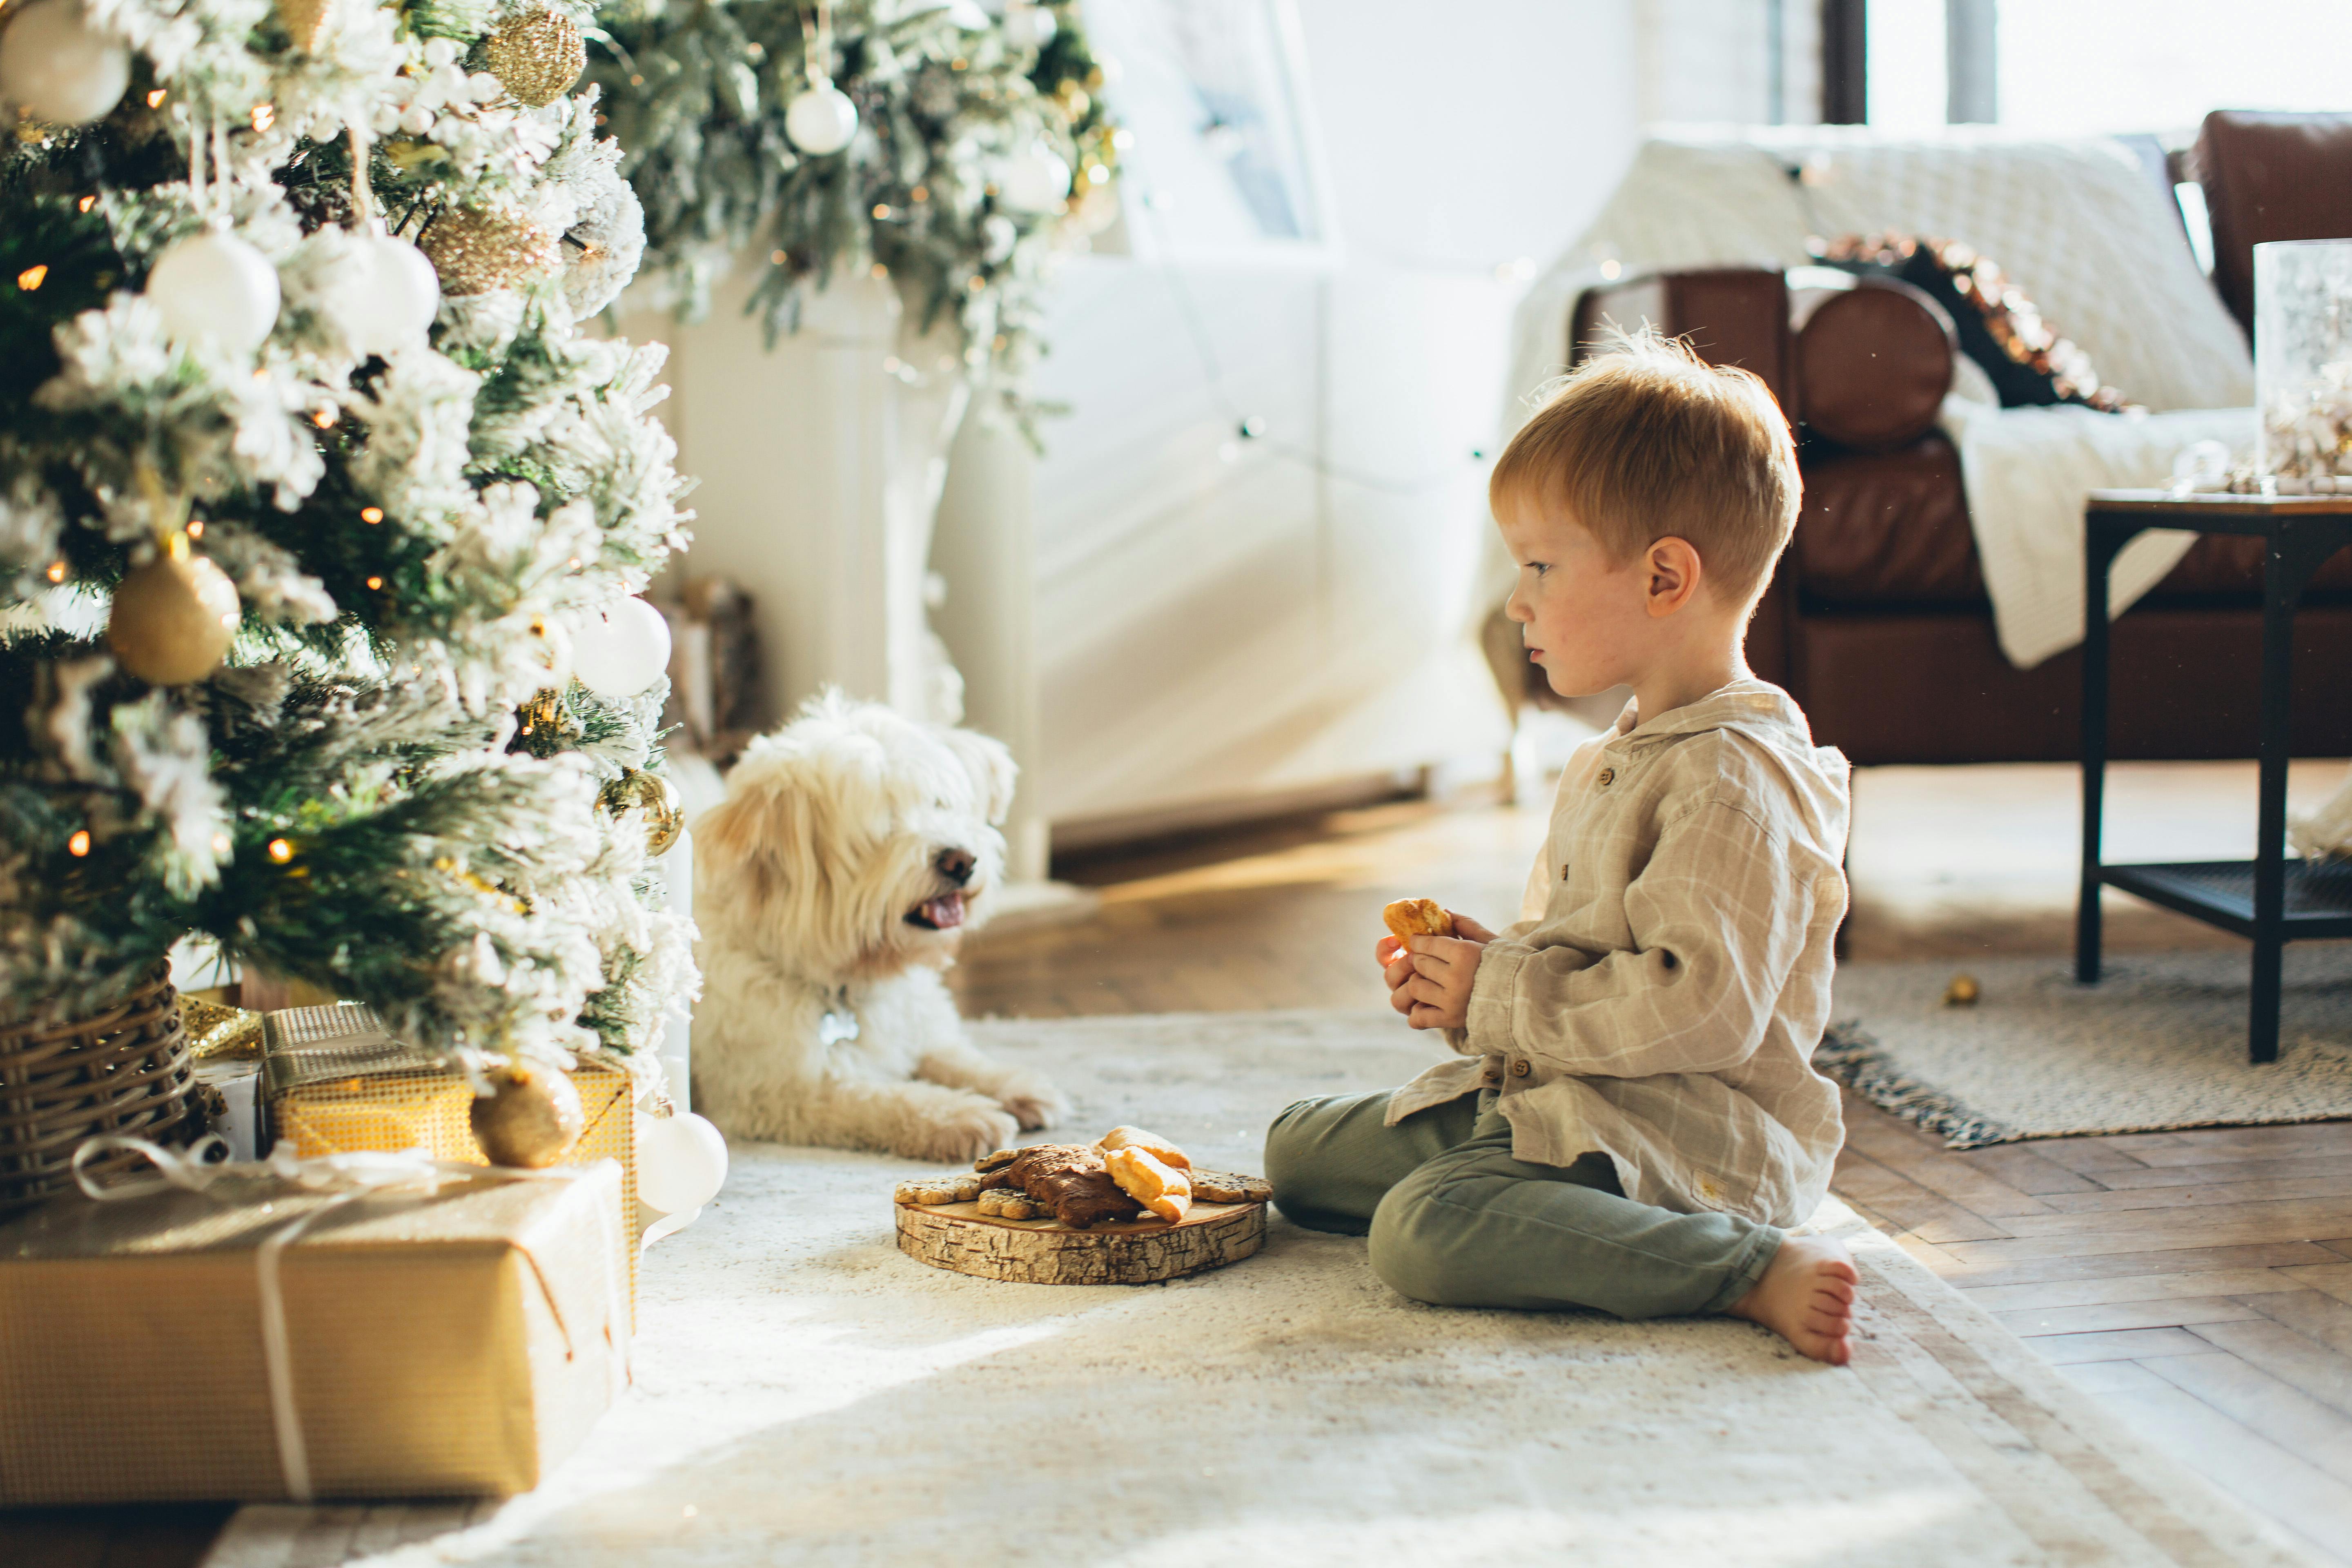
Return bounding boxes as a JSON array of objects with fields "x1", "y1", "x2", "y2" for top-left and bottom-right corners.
[{"x1": 1264, "y1": 332, "x2": 1858, "y2": 1364}]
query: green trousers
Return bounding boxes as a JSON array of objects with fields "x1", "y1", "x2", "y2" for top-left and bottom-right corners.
[{"x1": 1265, "y1": 1089, "x2": 1780, "y2": 1319}]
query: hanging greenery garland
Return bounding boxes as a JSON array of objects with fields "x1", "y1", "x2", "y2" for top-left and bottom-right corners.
[{"x1": 590, "y1": 0, "x2": 1122, "y2": 425}]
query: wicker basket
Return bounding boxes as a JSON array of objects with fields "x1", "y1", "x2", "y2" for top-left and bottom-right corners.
[{"x1": 0, "y1": 961, "x2": 206, "y2": 1212}]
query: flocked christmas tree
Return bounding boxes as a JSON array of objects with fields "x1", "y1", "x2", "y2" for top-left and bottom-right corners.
[{"x1": 0, "y1": 0, "x2": 695, "y2": 1074}]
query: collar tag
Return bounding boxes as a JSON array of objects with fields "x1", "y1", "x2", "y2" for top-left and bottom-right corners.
[{"x1": 818, "y1": 1009, "x2": 860, "y2": 1046}]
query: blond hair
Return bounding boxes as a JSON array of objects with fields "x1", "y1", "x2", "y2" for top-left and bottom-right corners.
[{"x1": 1490, "y1": 329, "x2": 1799, "y2": 606}]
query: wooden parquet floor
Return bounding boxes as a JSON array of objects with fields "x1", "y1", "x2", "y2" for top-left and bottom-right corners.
[
  {"x1": 17, "y1": 765, "x2": 2352, "y2": 1564},
  {"x1": 952, "y1": 774, "x2": 2352, "y2": 1563}
]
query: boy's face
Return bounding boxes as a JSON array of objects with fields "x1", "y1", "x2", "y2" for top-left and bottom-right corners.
[{"x1": 1497, "y1": 496, "x2": 1654, "y2": 699}]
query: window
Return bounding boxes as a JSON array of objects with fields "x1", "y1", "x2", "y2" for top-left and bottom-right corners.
[
  {"x1": 1999, "y1": 0, "x2": 2352, "y2": 136},
  {"x1": 1858, "y1": 0, "x2": 2352, "y2": 135}
]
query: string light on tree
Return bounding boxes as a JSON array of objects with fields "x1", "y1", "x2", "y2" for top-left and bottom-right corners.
[{"x1": 0, "y1": 0, "x2": 130, "y2": 125}]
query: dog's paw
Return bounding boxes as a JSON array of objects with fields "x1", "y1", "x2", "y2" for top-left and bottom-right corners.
[
  {"x1": 902, "y1": 1100, "x2": 1022, "y2": 1165},
  {"x1": 996, "y1": 1074, "x2": 1071, "y2": 1132}
]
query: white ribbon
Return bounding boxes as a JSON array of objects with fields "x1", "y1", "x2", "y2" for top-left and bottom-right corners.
[{"x1": 71, "y1": 1136, "x2": 630, "y2": 1502}]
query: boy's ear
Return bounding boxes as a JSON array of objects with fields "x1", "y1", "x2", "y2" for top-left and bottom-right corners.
[{"x1": 1645, "y1": 537, "x2": 1703, "y2": 617}]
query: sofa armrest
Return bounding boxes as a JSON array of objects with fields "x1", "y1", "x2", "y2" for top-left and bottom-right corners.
[
  {"x1": 2195, "y1": 109, "x2": 2352, "y2": 336},
  {"x1": 1570, "y1": 266, "x2": 1796, "y2": 420}
]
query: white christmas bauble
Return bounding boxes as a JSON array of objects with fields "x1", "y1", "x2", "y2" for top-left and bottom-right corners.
[
  {"x1": 348, "y1": 232, "x2": 440, "y2": 354},
  {"x1": 1004, "y1": 3, "x2": 1056, "y2": 49},
  {"x1": 0, "y1": 0, "x2": 129, "y2": 125},
  {"x1": 996, "y1": 141, "x2": 1071, "y2": 214},
  {"x1": 570, "y1": 595, "x2": 671, "y2": 698},
  {"x1": 147, "y1": 231, "x2": 281, "y2": 355},
  {"x1": 637, "y1": 1111, "x2": 728, "y2": 1214},
  {"x1": 784, "y1": 79, "x2": 858, "y2": 156}
]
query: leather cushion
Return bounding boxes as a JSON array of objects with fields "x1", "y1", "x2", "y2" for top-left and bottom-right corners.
[
  {"x1": 1817, "y1": 234, "x2": 2129, "y2": 411},
  {"x1": 1794, "y1": 438, "x2": 1982, "y2": 604},
  {"x1": 1792, "y1": 278, "x2": 1953, "y2": 452},
  {"x1": 2196, "y1": 110, "x2": 2352, "y2": 334}
]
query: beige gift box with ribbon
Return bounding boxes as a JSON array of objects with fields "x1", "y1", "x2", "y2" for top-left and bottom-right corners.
[
  {"x1": 259, "y1": 1004, "x2": 641, "y2": 1321},
  {"x1": 0, "y1": 1141, "x2": 628, "y2": 1504}
]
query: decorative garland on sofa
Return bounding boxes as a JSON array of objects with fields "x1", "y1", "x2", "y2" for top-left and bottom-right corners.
[{"x1": 1816, "y1": 233, "x2": 2134, "y2": 413}]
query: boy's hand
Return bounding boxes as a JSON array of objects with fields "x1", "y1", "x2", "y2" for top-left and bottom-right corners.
[{"x1": 1372, "y1": 910, "x2": 1494, "y2": 1031}]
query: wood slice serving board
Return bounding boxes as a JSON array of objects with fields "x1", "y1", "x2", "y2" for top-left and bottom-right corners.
[{"x1": 895, "y1": 1197, "x2": 1267, "y2": 1285}]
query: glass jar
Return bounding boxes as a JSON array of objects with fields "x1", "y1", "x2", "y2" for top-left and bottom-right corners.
[{"x1": 2256, "y1": 238, "x2": 2352, "y2": 479}]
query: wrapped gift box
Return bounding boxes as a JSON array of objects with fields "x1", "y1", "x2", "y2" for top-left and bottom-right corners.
[
  {"x1": 0, "y1": 1158, "x2": 627, "y2": 1503},
  {"x1": 259, "y1": 1004, "x2": 640, "y2": 1317}
]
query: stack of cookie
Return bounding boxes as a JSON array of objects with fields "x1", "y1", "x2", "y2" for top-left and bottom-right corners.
[{"x1": 894, "y1": 1125, "x2": 1272, "y2": 1230}]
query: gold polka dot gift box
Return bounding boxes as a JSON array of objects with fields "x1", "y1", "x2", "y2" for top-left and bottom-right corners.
[{"x1": 258, "y1": 1004, "x2": 641, "y2": 1322}]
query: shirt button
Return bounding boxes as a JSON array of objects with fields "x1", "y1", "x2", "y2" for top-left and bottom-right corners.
[
  {"x1": 1597, "y1": 767, "x2": 1615, "y2": 786},
  {"x1": 1508, "y1": 1058, "x2": 1532, "y2": 1078}
]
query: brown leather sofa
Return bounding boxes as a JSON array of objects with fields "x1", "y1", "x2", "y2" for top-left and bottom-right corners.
[{"x1": 1533, "y1": 111, "x2": 2352, "y2": 766}]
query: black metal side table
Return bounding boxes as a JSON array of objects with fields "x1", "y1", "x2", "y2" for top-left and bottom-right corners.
[{"x1": 2077, "y1": 488, "x2": 2352, "y2": 1062}]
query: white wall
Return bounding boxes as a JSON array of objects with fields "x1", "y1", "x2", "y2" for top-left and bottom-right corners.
[
  {"x1": 641, "y1": 0, "x2": 1803, "y2": 835},
  {"x1": 1016, "y1": 0, "x2": 1655, "y2": 829}
]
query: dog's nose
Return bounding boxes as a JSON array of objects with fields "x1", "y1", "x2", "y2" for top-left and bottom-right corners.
[{"x1": 935, "y1": 847, "x2": 976, "y2": 886}]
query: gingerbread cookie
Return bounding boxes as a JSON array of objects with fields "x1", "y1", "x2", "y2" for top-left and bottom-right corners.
[
  {"x1": 976, "y1": 1186, "x2": 1051, "y2": 1221},
  {"x1": 1185, "y1": 1170, "x2": 1273, "y2": 1205},
  {"x1": 894, "y1": 1173, "x2": 985, "y2": 1206}
]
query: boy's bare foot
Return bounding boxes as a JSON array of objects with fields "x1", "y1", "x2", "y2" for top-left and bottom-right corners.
[{"x1": 1725, "y1": 1234, "x2": 1859, "y2": 1365}]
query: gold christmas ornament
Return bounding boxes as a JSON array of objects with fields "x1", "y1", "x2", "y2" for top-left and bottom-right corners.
[
  {"x1": 275, "y1": 0, "x2": 334, "y2": 54},
  {"x1": 1942, "y1": 973, "x2": 1980, "y2": 1007},
  {"x1": 483, "y1": 6, "x2": 586, "y2": 108},
  {"x1": 416, "y1": 204, "x2": 559, "y2": 295},
  {"x1": 106, "y1": 535, "x2": 241, "y2": 685},
  {"x1": 471, "y1": 1061, "x2": 586, "y2": 1168},
  {"x1": 518, "y1": 685, "x2": 564, "y2": 735},
  {"x1": 598, "y1": 767, "x2": 685, "y2": 856},
  {"x1": 178, "y1": 994, "x2": 265, "y2": 1060}
]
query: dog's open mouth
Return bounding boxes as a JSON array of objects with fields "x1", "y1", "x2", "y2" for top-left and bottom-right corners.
[{"x1": 905, "y1": 891, "x2": 967, "y2": 930}]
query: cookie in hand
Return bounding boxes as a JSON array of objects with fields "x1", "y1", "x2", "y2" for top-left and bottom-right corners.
[{"x1": 1383, "y1": 898, "x2": 1455, "y2": 945}]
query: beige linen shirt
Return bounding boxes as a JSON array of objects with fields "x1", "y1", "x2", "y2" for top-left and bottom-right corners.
[{"x1": 1386, "y1": 679, "x2": 1850, "y2": 1228}]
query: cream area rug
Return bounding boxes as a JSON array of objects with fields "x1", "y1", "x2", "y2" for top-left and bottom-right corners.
[
  {"x1": 205, "y1": 1011, "x2": 2311, "y2": 1568},
  {"x1": 1824, "y1": 951, "x2": 2352, "y2": 1149}
]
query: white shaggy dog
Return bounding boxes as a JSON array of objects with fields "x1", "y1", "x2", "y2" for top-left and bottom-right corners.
[{"x1": 691, "y1": 693, "x2": 1069, "y2": 1160}]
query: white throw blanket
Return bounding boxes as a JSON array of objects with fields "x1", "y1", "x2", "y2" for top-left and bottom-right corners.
[
  {"x1": 1496, "y1": 128, "x2": 2257, "y2": 669},
  {"x1": 1937, "y1": 398, "x2": 2254, "y2": 666}
]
